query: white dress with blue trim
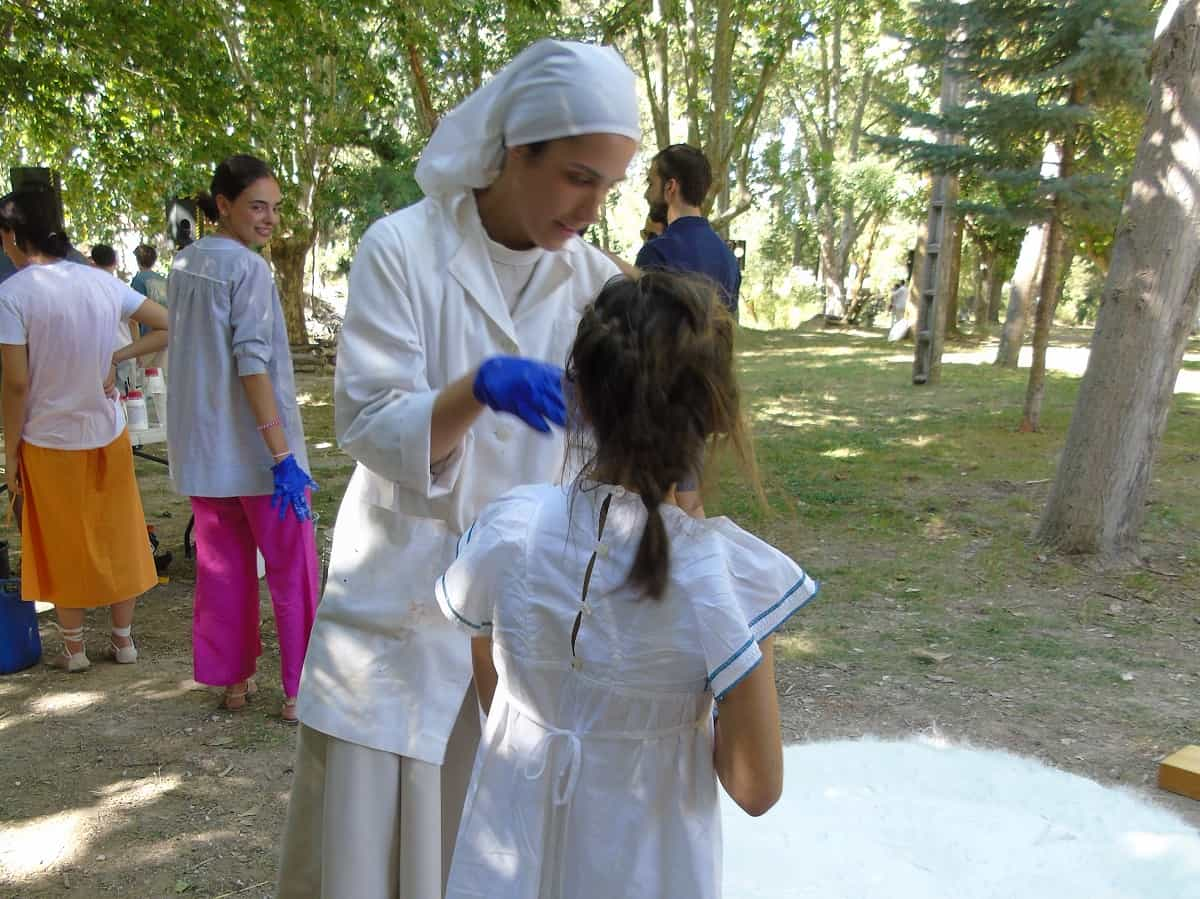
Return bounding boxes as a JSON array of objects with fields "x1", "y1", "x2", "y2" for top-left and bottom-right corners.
[{"x1": 436, "y1": 482, "x2": 818, "y2": 899}]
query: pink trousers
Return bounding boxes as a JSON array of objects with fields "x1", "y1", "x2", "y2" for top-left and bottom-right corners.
[{"x1": 190, "y1": 493, "x2": 319, "y2": 698}]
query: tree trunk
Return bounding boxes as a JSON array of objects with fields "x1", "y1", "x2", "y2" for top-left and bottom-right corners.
[
  {"x1": 819, "y1": 232, "x2": 847, "y2": 320},
  {"x1": 1021, "y1": 82, "x2": 1085, "y2": 432},
  {"x1": 1018, "y1": 226, "x2": 1073, "y2": 431},
  {"x1": 995, "y1": 222, "x2": 1048, "y2": 367},
  {"x1": 272, "y1": 234, "x2": 313, "y2": 346},
  {"x1": 706, "y1": 0, "x2": 735, "y2": 206},
  {"x1": 406, "y1": 42, "x2": 438, "y2": 138},
  {"x1": 1038, "y1": 0, "x2": 1200, "y2": 558},
  {"x1": 986, "y1": 255, "x2": 1007, "y2": 324},
  {"x1": 972, "y1": 246, "x2": 991, "y2": 334},
  {"x1": 847, "y1": 216, "x2": 882, "y2": 320},
  {"x1": 684, "y1": 0, "x2": 703, "y2": 147},
  {"x1": 944, "y1": 216, "x2": 965, "y2": 335},
  {"x1": 655, "y1": 0, "x2": 671, "y2": 145}
]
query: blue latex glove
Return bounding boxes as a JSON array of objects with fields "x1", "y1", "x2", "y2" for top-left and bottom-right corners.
[
  {"x1": 472, "y1": 356, "x2": 567, "y2": 434},
  {"x1": 271, "y1": 454, "x2": 319, "y2": 523}
]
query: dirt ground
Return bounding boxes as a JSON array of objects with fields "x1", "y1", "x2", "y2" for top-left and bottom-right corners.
[{"x1": 2, "y1": 343, "x2": 1198, "y2": 898}]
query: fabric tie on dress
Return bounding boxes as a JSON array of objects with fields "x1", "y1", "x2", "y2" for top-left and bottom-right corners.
[
  {"x1": 524, "y1": 727, "x2": 583, "y2": 807},
  {"x1": 506, "y1": 688, "x2": 710, "y2": 898}
]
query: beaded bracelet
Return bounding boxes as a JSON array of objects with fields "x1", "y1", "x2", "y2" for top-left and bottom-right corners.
[{"x1": 257, "y1": 418, "x2": 281, "y2": 432}]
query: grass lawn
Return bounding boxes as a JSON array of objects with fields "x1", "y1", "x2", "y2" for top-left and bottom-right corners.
[{"x1": 1, "y1": 322, "x2": 1197, "y2": 897}]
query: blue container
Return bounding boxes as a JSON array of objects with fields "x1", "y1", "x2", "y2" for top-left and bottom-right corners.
[
  {"x1": 0, "y1": 536, "x2": 40, "y2": 674},
  {"x1": 0, "y1": 578, "x2": 40, "y2": 674}
]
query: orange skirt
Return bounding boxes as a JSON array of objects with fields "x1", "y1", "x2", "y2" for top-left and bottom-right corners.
[{"x1": 18, "y1": 430, "x2": 157, "y2": 607}]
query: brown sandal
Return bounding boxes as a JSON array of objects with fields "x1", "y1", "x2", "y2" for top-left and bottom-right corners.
[{"x1": 221, "y1": 677, "x2": 257, "y2": 711}]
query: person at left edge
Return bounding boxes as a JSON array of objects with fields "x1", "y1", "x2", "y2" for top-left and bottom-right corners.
[{"x1": 278, "y1": 39, "x2": 640, "y2": 899}]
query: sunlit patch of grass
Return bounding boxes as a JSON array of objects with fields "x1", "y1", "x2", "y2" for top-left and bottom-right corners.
[
  {"x1": 772, "y1": 631, "x2": 822, "y2": 660},
  {"x1": 702, "y1": 325, "x2": 1200, "y2": 704},
  {"x1": 820, "y1": 446, "x2": 864, "y2": 461}
]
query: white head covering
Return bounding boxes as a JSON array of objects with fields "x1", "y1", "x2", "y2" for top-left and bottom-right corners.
[{"x1": 415, "y1": 40, "x2": 641, "y2": 198}]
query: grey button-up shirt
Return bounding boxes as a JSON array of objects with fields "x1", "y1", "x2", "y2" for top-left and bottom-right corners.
[{"x1": 166, "y1": 236, "x2": 308, "y2": 497}]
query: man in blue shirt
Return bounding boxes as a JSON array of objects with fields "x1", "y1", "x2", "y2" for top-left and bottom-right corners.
[
  {"x1": 0, "y1": 246, "x2": 15, "y2": 284},
  {"x1": 130, "y1": 244, "x2": 167, "y2": 303},
  {"x1": 635, "y1": 144, "x2": 741, "y2": 316}
]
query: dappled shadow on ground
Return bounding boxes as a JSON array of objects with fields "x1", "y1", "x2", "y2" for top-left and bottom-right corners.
[
  {"x1": 4, "y1": 342, "x2": 1200, "y2": 897},
  {"x1": 727, "y1": 325, "x2": 1200, "y2": 832},
  {"x1": 0, "y1": 581, "x2": 296, "y2": 897}
]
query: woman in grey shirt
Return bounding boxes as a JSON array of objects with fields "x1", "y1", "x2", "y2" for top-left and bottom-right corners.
[{"x1": 166, "y1": 154, "x2": 319, "y2": 722}]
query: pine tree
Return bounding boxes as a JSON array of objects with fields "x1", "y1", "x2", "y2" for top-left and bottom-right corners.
[{"x1": 878, "y1": 0, "x2": 1154, "y2": 423}]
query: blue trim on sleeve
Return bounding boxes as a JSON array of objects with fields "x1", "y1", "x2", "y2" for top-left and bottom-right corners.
[
  {"x1": 747, "y1": 575, "x2": 819, "y2": 629},
  {"x1": 756, "y1": 582, "x2": 819, "y2": 641},
  {"x1": 454, "y1": 521, "x2": 476, "y2": 559},
  {"x1": 714, "y1": 654, "x2": 763, "y2": 702},
  {"x1": 707, "y1": 637, "x2": 755, "y2": 684},
  {"x1": 706, "y1": 576, "x2": 821, "y2": 699},
  {"x1": 436, "y1": 573, "x2": 491, "y2": 631}
]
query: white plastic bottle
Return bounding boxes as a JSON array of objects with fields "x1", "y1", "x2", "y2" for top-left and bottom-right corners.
[
  {"x1": 144, "y1": 367, "x2": 166, "y2": 395},
  {"x1": 125, "y1": 389, "x2": 150, "y2": 432},
  {"x1": 143, "y1": 367, "x2": 166, "y2": 428}
]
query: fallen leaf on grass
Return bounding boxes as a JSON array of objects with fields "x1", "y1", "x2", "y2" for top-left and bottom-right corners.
[
  {"x1": 208, "y1": 737, "x2": 234, "y2": 747},
  {"x1": 911, "y1": 649, "x2": 952, "y2": 664},
  {"x1": 175, "y1": 879, "x2": 193, "y2": 893}
]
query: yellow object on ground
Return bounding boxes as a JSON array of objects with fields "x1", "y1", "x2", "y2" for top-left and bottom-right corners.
[{"x1": 1158, "y1": 745, "x2": 1200, "y2": 801}]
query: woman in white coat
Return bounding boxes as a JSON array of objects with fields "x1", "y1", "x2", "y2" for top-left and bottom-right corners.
[{"x1": 277, "y1": 40, "x2": 640, "y2": 898}]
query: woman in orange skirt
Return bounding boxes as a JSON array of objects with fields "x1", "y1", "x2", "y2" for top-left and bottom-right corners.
[{"x1": 0, "y1": 187, "x2": 169, "y2": 671}]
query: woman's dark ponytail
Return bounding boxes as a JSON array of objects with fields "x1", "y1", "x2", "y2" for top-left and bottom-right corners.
[
  {"x1": 196, "y1": 154, "x2": 274, "y2": 223},
  {"x1": 0, "y1": 188, "x2": 71, "y2": 260},
  {"x1": 195, "y1": 191, "x2": 220, "y2": 222}
]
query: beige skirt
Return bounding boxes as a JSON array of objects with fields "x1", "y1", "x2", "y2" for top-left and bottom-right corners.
[{"x1": 277, "y1": 685, "x2": 482, "y2": 898}]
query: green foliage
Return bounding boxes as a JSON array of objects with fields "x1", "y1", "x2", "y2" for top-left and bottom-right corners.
[
  {"x1": 883, "y1": 1, "x2": 1152, "y2": 231},
  {"x1": 319, "y1": 158, "x2": 424, "y2": 271},
  {"x1": 877, "y1": 0, "x2": 1155, "y2": 284},
  {"x1": 1, "y1": 0, "x2": 562, "y2": 246},
  {"x1": 750, "y1": 1, "x2": 914, "y2": 307},
  {"x1": 1058, "y1": 257, "x2": 1106, "y2": 324}
]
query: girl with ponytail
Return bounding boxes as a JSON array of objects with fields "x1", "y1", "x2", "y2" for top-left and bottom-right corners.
[{"x1": 436, "y1": 271, "x2": 819, "y2": 899}]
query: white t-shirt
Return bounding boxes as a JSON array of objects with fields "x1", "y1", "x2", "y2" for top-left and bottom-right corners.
[
  {"x1": 485, "y1": 234, "x2": 543, "y2": 315},
  {"x1": 0, "y1": 260, "x2": 145, "y2": 449}
]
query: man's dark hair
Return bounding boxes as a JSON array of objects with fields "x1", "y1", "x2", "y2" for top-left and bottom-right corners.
[
  {"x1": 90, "y1": 244, "x2": 117, "y2": 268},
  {"x1": 134, "y1": 244, "x2": 157, "y2": 269},
  {"x1": 652, "y1": 144, "x2": 712, "y2": 208}
]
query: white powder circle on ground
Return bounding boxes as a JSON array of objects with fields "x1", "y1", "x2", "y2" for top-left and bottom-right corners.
[{"x1": 722, "y1": 737, "x2": 1200, "y2": 898}]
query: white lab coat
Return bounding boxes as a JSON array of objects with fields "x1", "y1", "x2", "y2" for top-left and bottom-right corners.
[{"x1": 295, "y1": 190, "x2": 620, "y2": 765}]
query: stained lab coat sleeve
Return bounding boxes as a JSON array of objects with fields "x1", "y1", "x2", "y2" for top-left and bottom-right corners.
[
  {"x1": 334, "y1": 225, "x2": 466, "y2": 496},
  {"x1": 230, "y1": 254, "x2": 277, "y2": 376}
]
